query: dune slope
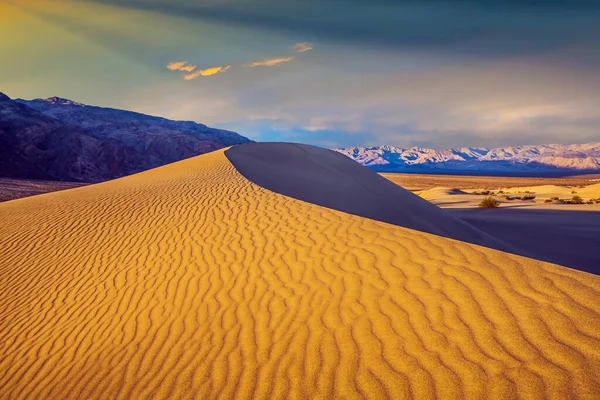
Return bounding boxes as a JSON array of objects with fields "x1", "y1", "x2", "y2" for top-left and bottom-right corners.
[
  {"x1": 1, "y1": 146, "x2": 600, "y2": 399},
  {"x1": 226, "y1": 143, "x2": 509, "y2": 252}
]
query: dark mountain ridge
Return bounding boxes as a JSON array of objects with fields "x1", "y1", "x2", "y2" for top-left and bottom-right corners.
[{"x1": 0, "y1": 93, "x2": 251, "y2": 182}]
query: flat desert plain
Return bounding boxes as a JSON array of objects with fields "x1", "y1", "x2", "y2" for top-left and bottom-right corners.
[
  {"x1": 382, "y1": 172, "x2": 600, "y2": 191},
  {"x1": 1, "y1": 143, "x2": 599, "y2": 399}
]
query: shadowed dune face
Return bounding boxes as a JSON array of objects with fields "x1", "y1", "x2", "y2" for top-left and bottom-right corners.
[
  {"x1": 449, "y1": 208, "x2": 600, "y2": 275},
  {"x1": 1, "y1": 146, "x2": 600, "y2": 399},
  {"x1": 226, "y1": 143, "x2": 509, "y2": 252}
]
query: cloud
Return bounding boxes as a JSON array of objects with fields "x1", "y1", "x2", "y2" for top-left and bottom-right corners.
[
  {"x1": 148, "y1": 52, "x2": 600, "y2": 148},
  {"x1": 167, "y1": 61, "x2": 196, "y2": 72},
  {"x1": 183, "y1": 65, "x2": 230, "y2": 80},
  {"x1": 12, "y1": 0, "x2": 600, "y2": 149},
  {"x1": 86, "y1": 0, "x2": 600, "y2": 63},
  {"x1": 245, "y1": 56, "x2": 294, "y2": 67},
  {"x1": 291, "y1": 42, "x2": 312, "y2": 52}
]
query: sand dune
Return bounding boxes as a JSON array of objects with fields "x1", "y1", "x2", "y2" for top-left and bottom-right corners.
[
  {"x1": 226, "y1": 143, "x2": 508, "y2": 252},
  {"x1": 492, "y1": 183, "x2": 600, "y2": 201},
  {"x1": 1, "y1": 144, "x2": 600, "y2": 399},
  {"x1": 419, "y1": 187, "x2": 472, "y2": 202}
]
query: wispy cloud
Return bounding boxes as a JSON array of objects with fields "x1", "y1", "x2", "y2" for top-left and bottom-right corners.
[
  {"x1": 183, "y1": 65, "x2": 231, "y2": 80},
  {"x1": 291, "y1": 42, "x2": 313, "y2": 52},
  {"x1": 167, "y1": 61, "x2": 196, "y2": 72},
  {"x1": 246, "y1": 56, "x2": 294, "y2": 67},
  {"x1": 168, "y1": 42, "x2": 309, "y2": 78}
]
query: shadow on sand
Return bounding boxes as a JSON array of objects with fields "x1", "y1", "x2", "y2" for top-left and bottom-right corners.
[{"x1": 449, "y1": 208, "x2": 600, "y2": 275}]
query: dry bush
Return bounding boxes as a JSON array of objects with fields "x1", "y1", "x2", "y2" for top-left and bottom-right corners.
[{"x1": 479, "y1": 196, "x2": 500, "y2": 208}]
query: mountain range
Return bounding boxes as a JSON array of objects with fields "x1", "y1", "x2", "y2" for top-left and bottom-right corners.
[
  {"x1": 335, "y1": 142, "x2": 600, "y2": 175},
  {"x1": 0, "y1": 92, "x2": 250, "y2": 182},
  {"x1": 3, "y1": 91, "x2": 599, "y2": 181}
]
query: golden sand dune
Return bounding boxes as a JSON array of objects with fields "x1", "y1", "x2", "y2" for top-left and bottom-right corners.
[
  {"x1": 225, "y1": 143, "x2": 502, "y2": 250},
  {"x1": 418, "y1": 187, "x2": 470, "y2": 200},
  {"x1": 1, "y1": 145, "x2": 600, "y2": 399}
]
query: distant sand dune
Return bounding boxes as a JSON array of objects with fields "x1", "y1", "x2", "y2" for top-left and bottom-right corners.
[
  {"x1": 491, "y1": 183, "x2": 600, "y2": 201},
  {"x1": 1, "y1": 145, "x2": 600, "y2": 399}
]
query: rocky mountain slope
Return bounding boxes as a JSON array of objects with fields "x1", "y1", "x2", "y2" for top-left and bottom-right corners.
[
  {"x1": 335, "y1": 142, "x2": 600, "y2": 175},
  {"x1": 0, "y1": 93, "x2": 250, "y2": 182}
]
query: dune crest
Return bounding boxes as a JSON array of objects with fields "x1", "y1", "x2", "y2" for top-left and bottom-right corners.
[
  {"x1": 226, "y1": 143, "x2": 508, "y2": 251},
  {"x1": 1, "y1": 146, "x2": 600, "y2": 399}
]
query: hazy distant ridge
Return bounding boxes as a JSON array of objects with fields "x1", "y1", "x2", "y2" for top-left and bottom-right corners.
[{"x1": 335, "y1": 142, "x2": 600, "y2": 173}]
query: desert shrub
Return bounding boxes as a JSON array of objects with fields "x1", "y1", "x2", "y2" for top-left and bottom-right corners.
[
  {"x1": 479, "y1": 196, "x2": 500, "y2": 208},
  {"x1": 571, "y1": 195, "x2": 584, "y2": 204},
  {"x1": 514, "y1": 196, "x2": 522, "y2": 200},
  {"x1": 523, "y1": 194, "x2": 536, "y2": 200},
  {"x1": 480, "y1": 190, "x2": 491, "y2": 195},
  {"x1": 550, "y1": 197, "x2": 559, "y2": 200},
  {"x1": 572, "y1": 190, "x2": 577, "y2": 194},
  {"x1": 498, "y1": 190, "x2": 504, "y2": 194},
  {"x1": 544, "y1": 199, "x2": 553, "y2": 203}
]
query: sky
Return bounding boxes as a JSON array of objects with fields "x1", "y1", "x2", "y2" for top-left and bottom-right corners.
[{"x1": 1, "y1": 0, "x2": 600, "y2": 149}]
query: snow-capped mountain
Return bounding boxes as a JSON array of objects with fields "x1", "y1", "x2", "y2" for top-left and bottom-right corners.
[{"x1": 335, "y1": 143, "x2": 600, "y2": 174}]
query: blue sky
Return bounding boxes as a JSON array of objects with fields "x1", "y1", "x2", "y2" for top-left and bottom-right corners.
[{"x1": 1, "y1": 0, "x2": 600, "y2": 148}]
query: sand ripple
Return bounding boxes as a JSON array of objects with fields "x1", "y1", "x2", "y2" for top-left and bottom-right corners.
[{"x1": 1, "y1": 149, "x2": 599, "y2": 399}]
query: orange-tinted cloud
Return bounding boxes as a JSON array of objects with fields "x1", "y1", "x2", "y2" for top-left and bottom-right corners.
[
  {"x1": 183, "y1": 65, "x2": 231, "y2": 80},
  {"x1": 167, "y1": 61, "x2": 197, "y2": 72},
  {"x1": 246, "y1": 57, "x2": 294, "y2": 67},
  {"x1": 291, "y1": 42, "x2": 313, "y2": 52}
]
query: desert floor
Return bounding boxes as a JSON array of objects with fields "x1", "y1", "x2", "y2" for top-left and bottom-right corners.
[
  {"x1": 382, "y1": 172, "x2": 600, "y2": 191},
  {"x1": 0, "y1": 178, "x2": 86, "y2": 202},
  {"x1": 1, "y1": 144, "x2": 599, "y2": 399}
]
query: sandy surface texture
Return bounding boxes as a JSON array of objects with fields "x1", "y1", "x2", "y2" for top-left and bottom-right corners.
[
  {"x1": 226, "y1": 143, "x2": 508, "y2": 252},
  {"x1": 0, "y1": 178, "x2": 86, "y2": 202},
  {"x1": 1, "y1": 145, "x2": 600, "y2": 399},
  {"x1": 382, "y1": 172, "x2": 600, "y2": 191}
]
